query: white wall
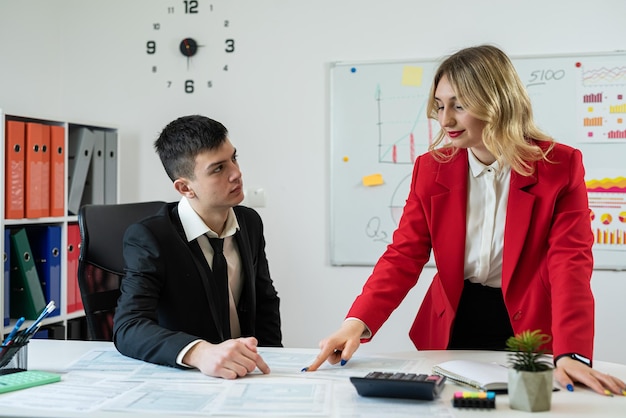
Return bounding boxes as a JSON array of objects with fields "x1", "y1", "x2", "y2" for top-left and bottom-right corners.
[{"x1": 1, "y1": 0, "x2": 625, "y2": 362}]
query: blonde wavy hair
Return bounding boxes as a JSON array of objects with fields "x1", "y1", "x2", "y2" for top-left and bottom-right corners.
[{"x1": 427, "y1": 45, "x2": 554, "y2": 176}]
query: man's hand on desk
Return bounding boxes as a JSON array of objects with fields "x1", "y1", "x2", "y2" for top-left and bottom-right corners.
[
  {"x1": 182, "y1": 337, "x2": 270, "y2": 379},
  {"x1": 303, "y1": 320, "x2": 365, "y2": 372},
  {"x1": 555, "y1": 356, "x2": 626, "y2": 396}
]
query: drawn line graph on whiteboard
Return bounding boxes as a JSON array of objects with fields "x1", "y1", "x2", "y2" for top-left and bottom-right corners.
[
  {"x1": 582, "y1": 65, "x2": 626, "y2": 86},
  {"x1": 375, "y1": 84, "x2": 435, "y2": 165},
  {"x1": 368, "y1": 82, "x2": 440, "y2": 238}
]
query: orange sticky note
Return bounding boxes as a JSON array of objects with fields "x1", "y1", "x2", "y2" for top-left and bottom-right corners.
[{"x1": 362, "y1": 173, "x2": 384, "y2": 187}]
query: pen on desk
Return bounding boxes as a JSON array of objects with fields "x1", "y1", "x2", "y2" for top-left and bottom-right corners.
[{"x1": 2, "y1": 317, "x2": 25, "y2": 346}]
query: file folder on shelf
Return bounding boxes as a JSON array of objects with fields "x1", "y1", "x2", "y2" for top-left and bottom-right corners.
[
  {"x1": 25, "y1": 122, "x2": 50, "y2": 218},
  {"x1": 67, "y1": 127, "x2": 95, "y2": 215},
  {"x1": 41, "y1": 124, "x2": 51, "y2": 217},
  {"x1": 49, "y1": 125, "x2": 65, "y2": 217},
  {"x1": 3, "y1": 229, "x2": 10, "y2": 326},
  {"x1": 26, "y1": 226, "x2": 61, "y2": 318},
  {"x1": 4, "y1": 120, "x2": 25, "y2": 219},
  {"x1": 82, "y1": 129, "x2": 105, "y2": 206},
  {"x1": 66, "y1": 223, "x2": 82, "y2": 313},
  {"x1": 9, "y1": 228, "x2": 47, "y2": 320},
  {"x1": 104, "y1": 130, "x2": 118, "y2": 204}
]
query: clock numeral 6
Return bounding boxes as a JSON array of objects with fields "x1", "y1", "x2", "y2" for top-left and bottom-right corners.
[{"x1": 185, "y1": 80, "x2": 194, "y2": 94}]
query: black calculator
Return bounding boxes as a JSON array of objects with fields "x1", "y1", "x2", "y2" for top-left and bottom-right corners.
[{"x1": 350, "y1": 371, "x2": 446, "y2": 401}]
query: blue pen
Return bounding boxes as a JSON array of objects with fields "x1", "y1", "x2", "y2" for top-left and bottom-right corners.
[
  {"x1": 2, "y1": 317, "x2": 25, "y2": 345},
  {"x1": 23, "y1": 301, "x2": 56, "y2": 336}
]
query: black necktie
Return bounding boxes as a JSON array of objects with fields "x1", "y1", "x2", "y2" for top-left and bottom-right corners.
[{"x1": 208, "y1": 237, "x2": 231, "y2": 338}]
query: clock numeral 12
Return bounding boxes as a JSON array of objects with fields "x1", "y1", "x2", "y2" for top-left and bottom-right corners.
[{"x1": 184, "y1": 0, "x2": 199, "y2": 14}]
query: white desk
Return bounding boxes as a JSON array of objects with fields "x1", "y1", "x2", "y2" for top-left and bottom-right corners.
[{"x1": 0, "y1": 339, "x2": 624, "y2": 417}]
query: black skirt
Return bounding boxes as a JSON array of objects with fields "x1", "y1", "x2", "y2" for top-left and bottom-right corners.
[{"x1": 447, "y1": 280, "x2": 514, "y2": 351}]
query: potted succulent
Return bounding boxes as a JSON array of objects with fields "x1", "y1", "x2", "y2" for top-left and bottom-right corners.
[{"x1": 506, "y1": 329, "x2": 554, "y2": 412}]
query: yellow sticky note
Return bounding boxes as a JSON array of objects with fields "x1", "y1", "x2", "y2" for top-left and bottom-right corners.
[
  {"x1": 362, "y1": 173, "x2": 384, "y2": 187},
  {"x1": 402, "y1": 66, "x2": 423, "y2": 87}
]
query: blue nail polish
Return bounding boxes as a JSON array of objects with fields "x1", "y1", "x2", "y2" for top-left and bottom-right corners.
[
  {"x1": 566, "y1": 384, "x2": 574, "y2": 392},
  {"x1": 301, "y1": 367, "x2": 308, "y2": 372},
  {"x1": 340, "y1": 359, "x2": 348, "y2": 366}
]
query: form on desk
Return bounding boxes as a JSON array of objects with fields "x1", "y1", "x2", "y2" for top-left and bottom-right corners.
[{"x1": 0, "y1": 347, "x2": 454, "y2": 417}]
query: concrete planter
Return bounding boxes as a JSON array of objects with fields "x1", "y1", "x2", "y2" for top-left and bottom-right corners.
[{"x1": 508, "y1": 368, "x2": 553, "y2": 412}]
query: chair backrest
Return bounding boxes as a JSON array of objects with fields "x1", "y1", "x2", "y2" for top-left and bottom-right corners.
[{"x1": 77, "y1": 201, "x2": 166, "y2": 341}]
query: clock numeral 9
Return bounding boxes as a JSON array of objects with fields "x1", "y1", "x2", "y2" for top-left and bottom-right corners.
[
  {"x1": 185, "y1": 80, "x2": 194, "y2": 94},
  {"x1": 146, "y1": 41, "x2": 156, "y2": 54},
  {"x1": 225, "y1": 39, "x2": 235, "y2": 53}
]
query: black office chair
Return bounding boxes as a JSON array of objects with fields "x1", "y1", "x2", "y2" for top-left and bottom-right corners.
[{"x1": 77, "y1": 201, "x2": 166, "y2": 341}]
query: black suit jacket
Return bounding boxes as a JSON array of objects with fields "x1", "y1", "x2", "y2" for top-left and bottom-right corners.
[{"x1": 113, "y1": 202, "x2": 282, "y2": 368}]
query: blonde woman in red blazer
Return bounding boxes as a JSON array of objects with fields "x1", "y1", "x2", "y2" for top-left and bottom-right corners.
[{"x1": 306, "y1": 45, "x2": 625, "y2": 396}]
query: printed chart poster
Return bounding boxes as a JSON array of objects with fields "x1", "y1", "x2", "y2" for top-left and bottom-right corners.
[
  {"x1": 576, "y1": 60, "x2": 626, "y2": 143},
  {"x1": 587, "y1": 176, "x2": 626, "y2": 249}
]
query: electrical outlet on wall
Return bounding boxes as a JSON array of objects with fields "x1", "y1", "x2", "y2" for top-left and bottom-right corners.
[{"x1": 243, "y1": 188, "x2": 266, "y2": 208}]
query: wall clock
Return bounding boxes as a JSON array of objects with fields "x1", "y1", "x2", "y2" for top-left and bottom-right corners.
[{"x1": 146, "y1": 0, "x2": 235, "y2": 94}]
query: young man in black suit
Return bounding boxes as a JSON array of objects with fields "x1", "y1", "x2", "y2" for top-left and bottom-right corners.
[{"x1": 113, "y1": 115, "x2": 282, "y2": 379}]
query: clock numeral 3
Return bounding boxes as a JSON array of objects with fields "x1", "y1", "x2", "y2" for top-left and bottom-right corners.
[{"x1": 225, "y1": 39, "x2": 235, "y2": 53}]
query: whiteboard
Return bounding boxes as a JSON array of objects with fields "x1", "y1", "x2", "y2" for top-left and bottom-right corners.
[{"x1": 330, "y1": 51, "x2": 626, "y2": 270}]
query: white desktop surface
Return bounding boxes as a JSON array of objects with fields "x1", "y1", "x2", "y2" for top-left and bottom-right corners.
[{"x1": 0, "y1": 339, "x2": 623, "y2": 417}]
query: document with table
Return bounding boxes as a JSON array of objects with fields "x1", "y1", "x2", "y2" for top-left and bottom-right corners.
[
  {"x1": 1, "y1": 343, "x2": 454, "y2": 417},
  {"x1": 1, "y1": 340, "x2": 625, "y2": 417}
]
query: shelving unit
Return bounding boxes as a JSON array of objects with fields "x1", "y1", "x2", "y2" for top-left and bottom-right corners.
[{"x1": 1, "y1": 109, "x2": 118, "y2": 340}]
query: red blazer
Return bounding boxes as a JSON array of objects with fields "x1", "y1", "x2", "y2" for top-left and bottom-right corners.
[{"x1": 348, "y1": 142, "x2": 595, "y2": 360}]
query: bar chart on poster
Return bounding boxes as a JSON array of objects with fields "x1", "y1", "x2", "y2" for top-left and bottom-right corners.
[{"x1": 329, "y1": 51, "x2": 626, "y2": 269}]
